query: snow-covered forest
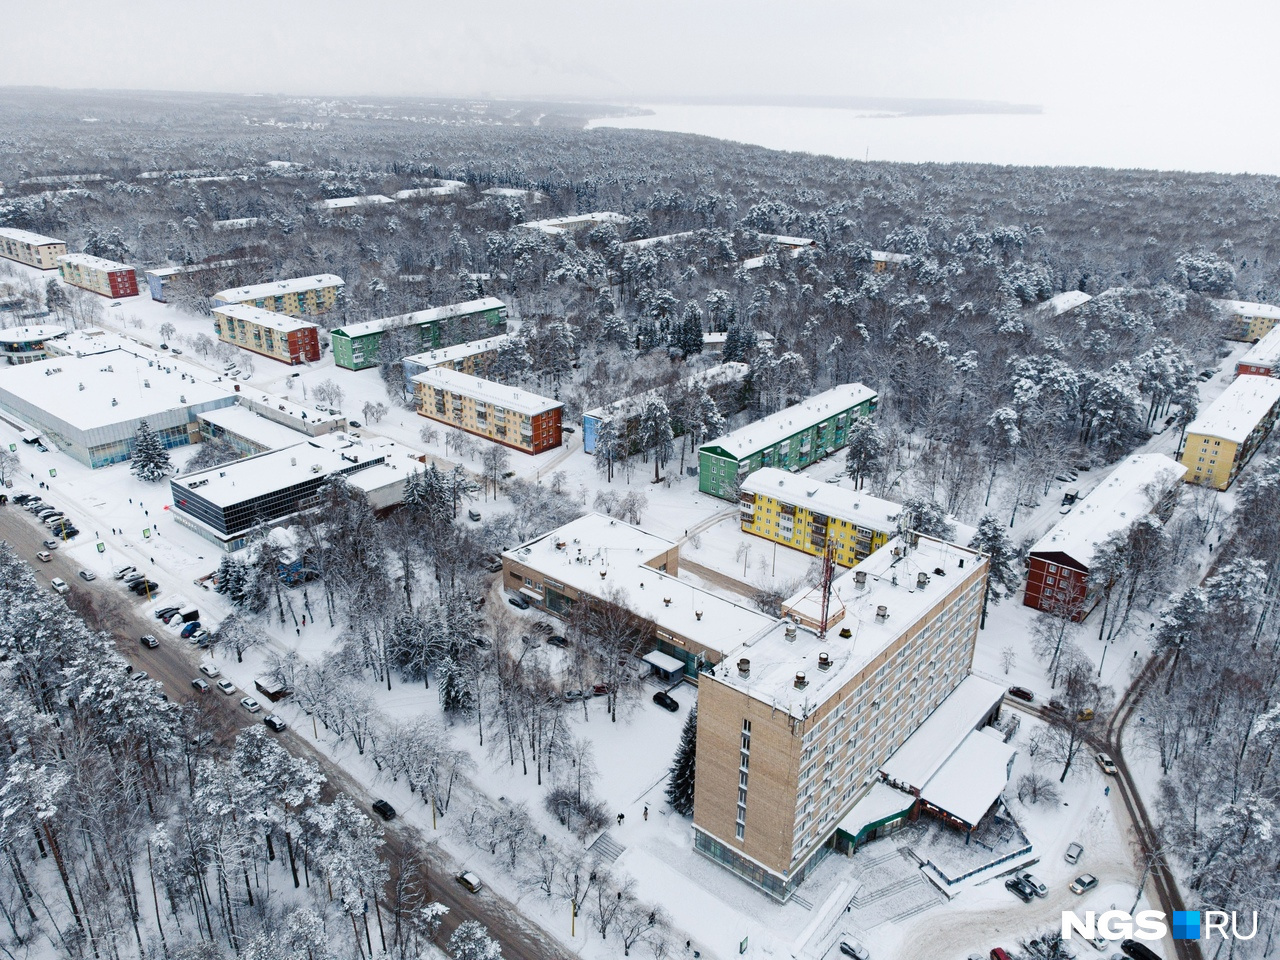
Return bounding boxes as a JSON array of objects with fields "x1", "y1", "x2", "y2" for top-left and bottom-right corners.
[{"x1": 1, "y1": 86, "x2": 1279, "y2": 959}]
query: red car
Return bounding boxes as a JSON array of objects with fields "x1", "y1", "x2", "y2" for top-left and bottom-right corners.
[{"x1": 1008, "y1": 686, "x2": 1034, "y2": 703}]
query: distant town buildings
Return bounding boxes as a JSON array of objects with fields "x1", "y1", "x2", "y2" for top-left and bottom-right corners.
[
  {"x1": 57, "y1": 253, "x2": 139, "y2": 298},
  {"x1": 520, "y1": 212, "x2": 628, "y2": 234},
  {"x1": 870, "y1": 250, "x2": 909, "y2": 272},
  {"x1": 698, "y1": 383, "x2": 879, "y2": 499},
  {"x1": 412, "y1": 367, "x2": 562, "y2": 454},
  {"x1": 1215, "y1": 298, "x2": 1280, "y2": 342},
  {"x1": 0, "y1": 347, "x2": 235, "y2": 467},
  {"x1": 212, "y1": 304, "x2": 321, "y2": 365},
  {"x1": 582, "y1": 362, "x2": 749, "y2": 455},
  {"x1": 1179, "y1": 374, "x2": 1280, "y2": 490},
  {"x1": 739, "y1": 468, "x2": 899, "y2": 568},
  {"x1": 211, "y1": 274, "x2": 344, "y2": 317},
  {"x1": 330, "y1": 298, "x2": 508, "y2": 371},
  {"x1": 321, "y1": 194, "x2": 394, "y2": 211},
  {"x1": 0, "y1": 325, "x2": 67, "y2": 365},
  {"x1": 692, "y1": 533, "x2": 989, "y2": 900},
  {"x1": 0, "y1": 227, "x2": 67, "y2": 269},
  {"x1": 143, "y1": 259, "x2": 264, "y2": 302}
]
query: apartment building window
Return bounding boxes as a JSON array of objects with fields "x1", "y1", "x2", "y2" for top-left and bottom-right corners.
[{"x1": 736, "y1": 720, "x2": 752, "y2": 840}]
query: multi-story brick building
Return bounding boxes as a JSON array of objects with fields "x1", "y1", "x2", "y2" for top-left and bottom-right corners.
[
  {"x1": 698, "y1": 383, "x2": 878, "y2": 499},
  {"x1": 211, "y1": 274, "x2": 344, "y2": 318},
  {"x1": 331, "y1": 298, "x2": 508, "y2": 371},
  {"x1": 413, "y1": 367, "x2": 562, "y2": 454},
  {"x1": 1215, "y1": 298, "x2": 1280, "y2": 342},
  {"x1": 400, "y1": 335, "x2": 509, "y2": 390},
  {"x1": 583, "y1": 362, "x2": 749, "y2": 455},
  {"x1": 0, "y1": 227, "x2": 66, "y2": 269},
  {"x1": 500, "y1": 513, "x2": 776, "y2": 677},
  {"x1": 1024, "y1": 454, "x2": 1186, "y2": 619},
  {"x1": 693, "y1": 533, "x2": 989, "y2": 900},
  {"x1": 739, "y1": 468, "x2": 898, "y2": 568},
  {"x1": 212, "y1": 303, "x2": 321, "y2": 365},
  {"x1": 1180, "y1": 375, "x2": 1280, "y2": 490},
  {"x1": 1236, "y1": 326, "x2": 1280, "y2": 377},
  {"x1": 57, "y1": 253, "x2": 139, "y2": 298}
]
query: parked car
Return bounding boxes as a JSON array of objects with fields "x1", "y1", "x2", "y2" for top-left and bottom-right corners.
[
  {"x1": 1095, "y1": 752, "x2": 1118, "y2": 776},
  {"x1": 191, "y1": 678, "x2": 210, "y2": 693},
  {"x1": 216, "y1": 679, "x2": 236, "y2": 695},
  {"x1": 507, "y1": 594, "x2": 530, "y2": 610},
  {"x1": 50, "y1": 577, "x2": 69, "y2": 594},
  {"x1": 42, "y1": 539, "x2": 59, "y2": 550},
  {"x1": 1089, "y1": 933, "x2": 1111, "y2": 951},
  {"x1": 1076, "y1": 708, "x2": 1095, "y2": 722},
  {"x1": 1070, "y1": 874, "x2": 1099, "y2": 895},
  {"x1": 199, "y1": 663, "x2": 221, "y2": 678},
  {"x1": 12, "y1": 494, "x2": 31, "y2": 505},
  {"x1": 563, "y1": 689, "x2": 588, "y2": 702},
  {"x1": 50, "y1": 526, "x2": 78, "y2": 539},
  {"x1": 78, "y1": 570, "x2": 96, "y2": 581},
  {"x1": 42, "y1": 514, "x2": 66, "y2": 526},
  {"x1": 36, "y1": 551, "x2": 52, "y2": 562},
  {"x1": 989, "y1": 951, "x2": 1012, "y2": 960},
  {"x1": 240, "y1": 696, "x2": 261, "y2": 714},
  {"x1": 1008, "y1": 686, "x2": 1035, "y2": 702},
  {"x1": 593, "y1": 683, "x2": 614, "y2": 697},
  {"x1": 263, "y1": 715, "x2": 287, "y2": 732},
  {"x1": 115, "y1": 565, "x2": 138, "y2": 580},
  {"x1": 180, "y1": 621, "x2": 202, "y2": 638},
  {"x1": 1120, "y1": 940, "x2": 1161, "y2": 960},
  {"x1": 456, "y1": 872, "x2": 483, "y2": 893},
  {"x1": 468, "y1": 509, "x2": 481, "y2": 521},
  {"x1": 130, "y1": 670, "x2": 149, "y2": 682},
  {"x1": 348, "y1": 420, "x2": 361, "y2": 428},
  {"x1": 130, "y1": 579, "x2": 159, "y2": 595},
  {"x1": 839, "y1": 941, "x2": 870, "y2": 959},
  {"x1": 652, "y1": 691, "x2": 679, "y2": 712},
  {"x1": 1005, "y1": 877, "x2": 1035, "y2": 903},
  {"x1": 140, "y1": 635, "x2": 159, "y2": 648},
  {"x1": 546, "y1": 634, "x2": 569, "y2": 648},
  {"x1": 371, "y1": 799, "x2": 396, "y2": 821},
  {"x1": 1018, "y1": 871, "x2": 1048, "y2": 898},
  {"x1": 154, "y1": 606, "x2": 180, "y2": 620},
  {"x1": 123, "y1": 571, "x2": 145, "y2": 584},
  {"x1": 1065, "y1": 841, "x2": 1084, "y2": 864}
]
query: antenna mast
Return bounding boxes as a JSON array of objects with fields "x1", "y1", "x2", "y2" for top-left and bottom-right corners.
[{"x1": 818, "y1": 537, "x2": 836, "y2": 638}]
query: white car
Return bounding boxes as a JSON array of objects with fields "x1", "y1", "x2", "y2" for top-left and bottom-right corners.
[
  {"x1": 1018, "y1": 871, "x2": 1048, "y2": 898},
  {"x1": 199, "y1": 663, "x2": 221, "y2": 678},
  {"x1": 50, "y1": 577, "x2": 69, "y2": 594},
  {"x1": 216, "y1": 679, "x2": 236, "y2": 696},
  {"x1": 839, "y1": 940, "x2": 870, "y2": 959},
  {"x1": 36, "y1": 551, "x2": 53, "y2": 563},
  {"x1": 240, "y1": 696, "x2": 261, "y2": 714},
  {"x1": 1095, "y1": 752, "x2": 1118, "y2": 776}
]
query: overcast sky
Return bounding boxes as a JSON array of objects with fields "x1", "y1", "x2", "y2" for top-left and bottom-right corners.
[{"x1": 1, "y1": 0, "x2": 1276, "y2": 115}]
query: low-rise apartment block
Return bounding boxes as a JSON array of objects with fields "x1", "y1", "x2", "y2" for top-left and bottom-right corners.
[
  {"x1": 212, "y1": 303, "x2": 321, "y2": 365},
  {"x1": 521, "y1": 212, "x2": 628, "y2": 234},
  {"x1": 693, "y1": 533, "x2": 988, "y2": 900},
  {"x1": 0, "y1": 227, "x2": 66, "y2": 269},
  {"x1": 698, "y1": 383, "x2": 878, "y2": 499},
  {"x1": 739, "y1": 468, "x2": 898, "y2": 568},
  {"x1": 211, "y1": 274, "x2": 344, "y2": 317},
  {"x1": 1236, "y1": 326, "x2": 1280, "y2": 377},
  {"x1": 400, "y1": 334, "x2": 509, "y2": 389},
  {"x1": 331, "y1": 298, "x2": 508, "y2": 371},
  {"x1": 1215, "y1": 298, "x2": 1280, "y2": 342},
  {"x1": 1179, "y1": 374, "x2": 1280, "y2": 490},
  {"x1": 57, "y1": 254, "x2": 139, "y2": 298},
  {"x1": 1024, "y1": 454, "x2": 1186, "y2": 618},
  {"x1": 413, "y1": 367, "x2": 562, "y2": 454}
]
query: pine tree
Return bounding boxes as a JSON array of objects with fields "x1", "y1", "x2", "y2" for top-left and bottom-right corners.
[
  {"x1": 665, "y1": 706, "x2": 698, "y2": 816},
  {"x1": 130, "y1": 419, "x2": 172, "y2": 482},
  {"x1": 844, "y1": 416, "x2": 887, "y2": 489}
]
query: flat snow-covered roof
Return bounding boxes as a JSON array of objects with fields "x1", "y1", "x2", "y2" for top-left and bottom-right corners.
[
  {"x1": 915, "y1": 727, "x2": 1016, "y2": 827},
  {"x1": 333, "y1": 297, "x2": 506, "y2": 339},
  {"x1": 870, "y1": 250, "x2": 909, "y2": 264},
  {"x1": 58, "y1": 252, "x2": 132, "y2": 272},
  {"x1": 0, "y1": 348, "x2": 232, "y2": 430},
  {"x1": 1187, "y1": 375, "x2": 1280, "y2": 443},
  {"x1": 503, "y1": 513, "x2": 776, "y2": 658},
  {"x1": 322, "y1": 195, "x2": 393, "y2": 209},
  {"x1": 879, "y1": 674, "x2": 1007, "y2": 790},
  {"x1": 520, "y1": 212, "x2": 628, "y2": 233},
  {"x1": 403, "y1": 334, "x2": 509, "y2": 367},
  {"x1": 212, "y1": 302, "x2": 319, "y2": 334},
  {"x1": 759, "y1": 233, "x2": 816, "y2": 247},
  {"x1": 1215, "y1": 298, "x2": 1280, "y2": 321},
  {"x1": 1239, "y1": 327, "x2": 1280, "y2": 369},
  {"x1": 0, "y1": 324, "x2": 66, "y2": 344},
  {"x1": 728, "y1": 534, "x2": 986, "y2": 718},
  {"x1": 412, "y1": 366, "x2": 561, "y2": 416},
  {"x1": 741, "y1": 467, "x2": 900, "y2": 531},
  {"x1": 619, "y1": 232, "x2": 697, "y2": 250},
  {"x1": 701, "y1": 383, "x2": 877, "y2": 460},
  {"x1": 196, "y1": 404, "x2": 317, "y2": 450},
  {"x1": 174, "y1": 440, "x2": 381, "y2": 506},
  {"x1": 1036, "y1": 290, "x2": 1092, "y2": 317},
  {"x1": 0, "y1": 227, "x2": 64, "y2": 247},
  {"x1": 1029, "y1": 453, "x2": 1186, "y2": 569},
  {"x1": 213, "y1": 274, "x2": 344, "y2": 302}
]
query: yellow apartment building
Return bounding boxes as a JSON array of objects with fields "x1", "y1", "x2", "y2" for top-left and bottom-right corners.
[
  {"x1": 211, "y1": 303, "x2": 321, "y2": 365},
  {"x1": 739, "y1": 468, "x2": 897, "y2": 567},
  {"x1": 0, "y1": 227, "x2": 66, "y2": 269},
  {"x1": 412, "y1": 366, "x2": 562, "y2": 454},
  {"x1": 211, "y1": 274, "x2": 344, "y2": 318},
  {"x1": 1215, "y1": 298, "x2": 1280, "y2": 342},
  {"x1": 1180, "y1": 374, "x2": 1280, "y2": 490}
]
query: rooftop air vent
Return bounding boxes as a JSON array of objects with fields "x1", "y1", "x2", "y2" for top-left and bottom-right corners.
[
  {"x1": 111, "y1": 398, "x2": 118, "y2": 406},
  {"x1": 695, "y1": 610, "x2": 703, "y2": 621},
  {"x1": 785, "y1": 624, "x2": 797, "y2": 642},
  {"x1": 794, "y1": 672, "x2": 807, "y2": 690},
  {"x1": 875, "y1": 605, "x2": 889, "y2": 622},
  {"x1": 855, "y1": 570, "x2": 867, "y2": 588},
  {"x1": 738, "y1": 658, "x2": 751, "y2": 678},
  {"x1": 818, "y1": 652, "x2": 832, "y2": 671},
  {"x1": 917, "y1": 572, "x2": 929, "y2": 589}
]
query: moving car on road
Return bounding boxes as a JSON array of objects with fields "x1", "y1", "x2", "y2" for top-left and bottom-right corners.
[
  {"x1": 1070, "y1": 874, "x2": 1098, "y2": 895},
  {"x1": 456, "y1": 872, "x2": 483, "y2": 893},
  {"x1": 36, "y1": 551, "x2": 52, "y2": 562},
  {"x1": 1008, "y1": 686, "x2": 1034, "y2": 702},
  {"x1": 1065, "y1": 841, "x2": 1084, "y2": 864},
  {"x1": 50, "y1": 577, "x2": 69, "y2": 594},
  {"x1": 371, "y1": 799, "x2": 396, "y2": 821},
  {"x1": 42, "y1": 539, "x2": 59, "y2": 550},
  {"x1": 140, "y1": 635, "x2": 159, "y2": 648},
  {"x1": 1095, "y1": 752, "x2": 1118, "y2": 775},
  {"x1": 78, "y1": 570, "x2": 96, "y2": 581}
]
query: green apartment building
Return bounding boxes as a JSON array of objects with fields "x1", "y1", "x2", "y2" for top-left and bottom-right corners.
[
  {"x1": 331, "y1": 297, "x2": 508, "y2": 371},
  {"x1": 698, "y1": 383, "x2": 878, "y2": 498}
]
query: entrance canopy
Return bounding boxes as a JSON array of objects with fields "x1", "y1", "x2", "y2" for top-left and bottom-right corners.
[{"x1": 643, "y1": 650, "x2": 686, "y2": 674}]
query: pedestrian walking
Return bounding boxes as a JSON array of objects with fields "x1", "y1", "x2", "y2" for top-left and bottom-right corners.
[
  {"x1": 643, "y1": 804, "x2": 649, "y2": 821},
  {"x1": 296, "y1": 628, "x2": 301, "y2": 636},
  {"x1": 302, "y1": 615, "x2": 306, "y2": 626}
]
